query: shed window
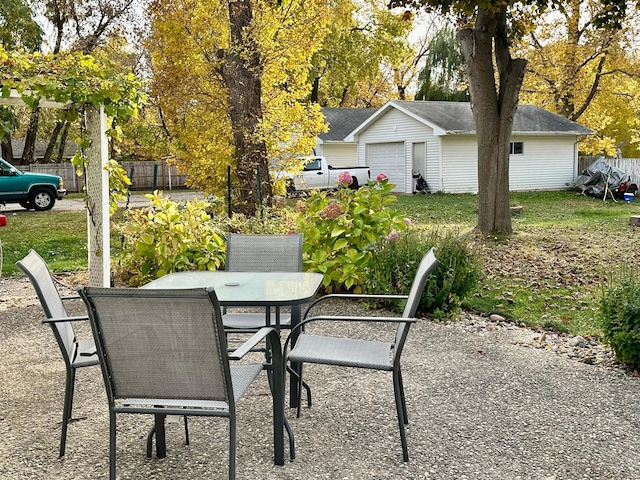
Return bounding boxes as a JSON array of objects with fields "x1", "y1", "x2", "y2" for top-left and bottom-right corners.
[{"x1": 510, "y1": 142, "x2": 524, "y2": 155}]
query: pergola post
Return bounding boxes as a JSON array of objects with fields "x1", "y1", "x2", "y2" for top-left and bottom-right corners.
[{"x1": 84, "y1": 105, "x2": 110, "y2": 287}]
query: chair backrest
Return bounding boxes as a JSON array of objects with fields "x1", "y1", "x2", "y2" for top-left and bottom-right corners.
[
  {"x1": 16, "y1": 249, "x2": 75, "y2": 364},
  {"x1": 80, "y1": 287, "x2": 234, "y2": 408},
  {"x1": 394, "y1": 248, "x2": 439, "y2": 361},
  {"x1": 225, "y1": 233, "x2": 303, "y2": 272}
]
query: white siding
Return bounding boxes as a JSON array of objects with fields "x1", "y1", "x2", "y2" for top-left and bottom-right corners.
[
  {"x1": 322, "y1": 143, "x2": 358, "y2": 167},
  {"x1": 509, "y1": 135, "x2": 577, "y2": 191},
  {"x1": 440, "y1": 136, "x2": 478, "y2": 193},
  {"x1": 354, "y1": 104, "x2": 580, "y2": 194},
  {"x1": 355, "y1": 108, "x2": 440, "y2": 193}
]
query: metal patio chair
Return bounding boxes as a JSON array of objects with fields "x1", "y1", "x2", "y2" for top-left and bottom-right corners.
[
  {"x1": 222, "y1": 233, "x2": 304, "y2": 331},
  {"x1": 78, "y1": 286, "x2": 285, "y2": 480},
  {"x1": 16, "y1": 249, "x2": 99, "y2": 458},
  {"x1": 284, "y1": 248, "x2": 439, "y2": 462}
]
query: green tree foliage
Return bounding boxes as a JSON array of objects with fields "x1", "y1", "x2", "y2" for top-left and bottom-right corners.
[
  {"x1": 0, "y1": 0, "x2": 42, "y2": 161},
  {"x1": 0, "y1": 0, "x2": 42, "y2": 51},
  {"x1": 415, "y1": 23, "x2": 468, "y2": 102},
  {"x1": 309, "y1": 0, "x2": 414, "y2": 107},
  {"x1": 148, "y1": 0, "x2": 328, "y2": 212}
]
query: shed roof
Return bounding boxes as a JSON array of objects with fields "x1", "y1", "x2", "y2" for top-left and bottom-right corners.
[
  {"x1": 345, "y1": 100, "x2": 594, "y2": 139},
  {"x1": 319, "y1": 107, "x2": 377, "y2": 142},
  {"x1": 10, "y1": 138, "x2": 78, "y2": 161}
]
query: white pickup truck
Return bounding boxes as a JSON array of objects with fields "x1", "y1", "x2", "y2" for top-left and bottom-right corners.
[{"x1": 283, "y1": 156, "x2": 370, "y2": 193}]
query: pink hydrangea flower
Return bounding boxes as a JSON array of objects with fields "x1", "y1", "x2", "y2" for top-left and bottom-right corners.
[
  {"x1": 376, "y1": 172, "x2": 388, "y2": 181},
  {"x1": 321, "y1": 202, "x2": 343, "y2": 220},
  {"x1": 337, "y1": 171, "x2": 353, "y2": 185},
  {"x1": 386, "y1": 231, "x2": 399, "y2": 242}
]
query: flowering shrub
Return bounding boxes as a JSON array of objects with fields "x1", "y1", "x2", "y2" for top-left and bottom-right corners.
[
  {"x1": 297, "y1": 175, "x2": 408, "y2": 292},
  {"x1": 115, "y1": 192, "x2": 226, "y2": 286},
  {"x1": 337, "y1": 171, "x2": 353, "y2": 185}
]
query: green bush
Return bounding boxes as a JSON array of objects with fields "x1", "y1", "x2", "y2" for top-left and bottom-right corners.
[
  {"x1": 600, "y1": 272, "x2": 640, "y2": 368},
  {"x1": 363, "y1": 230, "x2": 482, "y2": 316},
  {"x1": 297, "y1": 176, "x2": 408, "y2": 292},
  {"x1": 115, "y1": 192, "x2": 226, "y2": 286},
  {"x1": 226, "y1": 205, "x2": 298, "y2": 234}
]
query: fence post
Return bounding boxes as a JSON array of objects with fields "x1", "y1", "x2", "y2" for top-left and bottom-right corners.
[
  {"x1": 257, "y1": 164, "x2": 263, "y2": 219},
  {"x1": 153, "y1": 163, "x2": 158, "y2": 191},
  {"x1": 227, "y1": 165, "x2": 232, "y2": 218}
]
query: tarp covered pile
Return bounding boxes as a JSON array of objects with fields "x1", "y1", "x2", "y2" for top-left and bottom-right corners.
[{"x1": 574, "y1": 157, "x2": 630, "y2": 198}]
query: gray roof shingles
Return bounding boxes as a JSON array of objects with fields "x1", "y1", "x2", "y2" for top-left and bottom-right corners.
[
  {"x1": 320, "y1": 107, "x2": 378, "y2": 141},
  {"x1": 391, "y1": 100, "x2": 594, "y2": 135}
]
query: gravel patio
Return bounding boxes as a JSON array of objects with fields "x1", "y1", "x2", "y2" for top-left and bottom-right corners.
[{"x1": 1, "y1": 275, "x2": 639, "y2": 480}]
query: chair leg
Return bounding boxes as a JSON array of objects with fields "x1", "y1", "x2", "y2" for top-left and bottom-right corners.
[
  {"x1": 229, "y1": 415, "x2": 236, "y2": 480},
  {"x1": 393, "y1": 370, "x2": 409, "y2": 462},
  {"x1": 397, "y1": 367, "x2": 408, "y2": 425},
  {"x1": 59, "y1": 367, "x2": 76, "y2": 457},
  {"x1": 296, "y1": 363, "x2": 304, "y2": 418},
  {"x1": 109, "y1": 410, "x2": 117, "y2": 480},
  {"x1": 284, "y1": 416, "x2": 296, "y2": 461},
  {"x1": 183, "y1": 415, "x2": 190, "y2": 445},
  {"x1": 146, "y1": 425, "x2": 155, "y2": 458}
]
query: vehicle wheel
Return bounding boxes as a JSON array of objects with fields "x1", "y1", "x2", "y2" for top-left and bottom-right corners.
[
  {"x1": 285, "y1": 179, "x2": 296, "y2": 196},
  {"x1": 19, "y1": 200, "x2": 32, "y2": 209},
  {"x1": 30, "y1": 188, "x2": 56, "y2": 211},
  {"x1": 350, "y1": 178, "x2": 359, "y2": 190}
]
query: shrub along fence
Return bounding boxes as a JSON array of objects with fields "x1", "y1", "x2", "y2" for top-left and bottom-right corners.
[{"x1": 22, "y1": 161, "x2": 188, "y2": 193}]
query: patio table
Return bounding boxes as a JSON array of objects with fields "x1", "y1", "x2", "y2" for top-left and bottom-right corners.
[{"x1": 142, "y1": 270, "x2": 323, "y2": 464}]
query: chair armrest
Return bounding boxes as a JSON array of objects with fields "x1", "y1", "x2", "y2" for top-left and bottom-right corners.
[
  {"x1": 285, "y1": 315, "x2": 416, "y2": 353},
  {"x1": 229, "y1": 327, "x2": 279, "y2": 360},
  {"x1": 61, "y1": 294, "x2": 81, "y2": 301},
  {"x1": 42, "y1": 315, "x2": 89, "y2": 324},
  {"x1": 303, "y1": 294, "x2": 408, "y2": 320}
]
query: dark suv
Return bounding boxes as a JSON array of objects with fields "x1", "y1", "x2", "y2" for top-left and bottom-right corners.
[{"x1": 0, "y1": 157, "x2": 67, "y2": 211}]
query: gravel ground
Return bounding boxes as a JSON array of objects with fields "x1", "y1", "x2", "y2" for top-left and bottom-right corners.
[{"x1": 1, "y1": 276, "x2": 639, "y2": 480}]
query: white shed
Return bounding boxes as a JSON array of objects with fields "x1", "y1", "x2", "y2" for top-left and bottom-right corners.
[{"x1": 345, "y1": 100, "x2": 594, "y2": 194}]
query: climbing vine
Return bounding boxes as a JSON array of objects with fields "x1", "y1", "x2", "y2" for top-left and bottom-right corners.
[
  {"x1": 0, "y1": 45, "x2": 145, "y2": 215},
  {"x1": 0, "y1": 45, "x2": 144, "y2": 126}
]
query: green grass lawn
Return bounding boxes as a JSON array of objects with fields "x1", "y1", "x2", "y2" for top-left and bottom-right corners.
[{"x1": 2, "y1": 190, "x2": 638, "y2": 338}]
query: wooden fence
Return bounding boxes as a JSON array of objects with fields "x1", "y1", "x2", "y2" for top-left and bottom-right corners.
[{"x1": 23, "y1": 161, "x2": 188, "y2": 193}]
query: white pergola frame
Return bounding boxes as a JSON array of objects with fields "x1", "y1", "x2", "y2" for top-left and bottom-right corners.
[{"x1": 1, "y1": 89, "x2": 111, "y2": 287}]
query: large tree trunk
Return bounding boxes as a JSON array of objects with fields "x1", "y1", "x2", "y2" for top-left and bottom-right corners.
[
  {"x1": 22, "y1": 108, "x2": 41, "y2": 164},
  {"x1": 43, "y1": 120, "x2": 66, "y2": 163},
  {"x1": 1, "y1": 138, "x2": 14, "y2": 163},
  {"x1": 221, "y1": 0, "x2": 272, "y2": 216},
  {"x1": 56, "y1": 121, "x2": 71, "y2": 163},
  {"x1": 457, "y1": 7, "x2": 526, "y2": 235}
]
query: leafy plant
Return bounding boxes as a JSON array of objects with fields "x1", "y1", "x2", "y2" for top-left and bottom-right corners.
[
  {"x1": 600, "y1": 270, "x2": 640, "y2": 368},
  {"x1": 363, "y1": 229, "x2": 481, "y2": 316},
  {"x1": 226, "y1": 205, "x2": 298, "y2": 235},
  {"x1": 114, "y1": 192, "x2": 226, "y2": 286},
  {"x1": 297, "y1": 176, "x2": 408, "y2": 292}
]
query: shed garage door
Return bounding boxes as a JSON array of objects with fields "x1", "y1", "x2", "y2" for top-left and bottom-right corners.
[{"x1": 366, "y1": 142, "x2": 405, "y2": 192}]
